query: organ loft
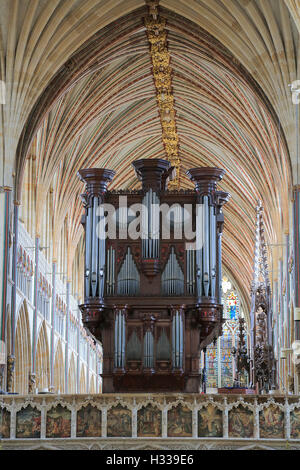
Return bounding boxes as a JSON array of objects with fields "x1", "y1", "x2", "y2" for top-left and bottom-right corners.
[{"x1": 78, "y1": 159, "x2": 229, "y2": 393}]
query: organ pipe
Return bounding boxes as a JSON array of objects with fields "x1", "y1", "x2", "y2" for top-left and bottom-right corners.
[
  {"x1": 161, "y1": 247, "x2": 184, "y2": 296},
  {"x1": 195, "y1": 195, "x2": 218, "y2": 299},
  {"x1": 143, "y1": 330, "x2": 154, "y2": 369},
  {"x1": 114, "y1": 309, "x2": 126, "y2": 369},
  {"x1": 78, "y1": 161, "x2": 229, "y2": 393},
  {"x1": 117, "y1": 247, "x2": 140, "y2": 296},
  {"x1": 186, "y1": 249, "x2": 196, "y2": 295},
  {"x1": 142, "y1": 188, "x2": 160, "y2": 259},
  {"x1": 172, "y1": 310, "x2": 184, "y2": 369},
  {"x1": 77, "y1": 168, "x2": 115, "y2": 302},
  {"x1": 106, "y1": 246, "x2": 115, "y2": 295}
]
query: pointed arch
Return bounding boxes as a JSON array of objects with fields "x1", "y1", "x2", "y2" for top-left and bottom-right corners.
[
  {"x1": 79, "y1": 364, "x2": 86, "y2": 394},
  {"x1": 68, "y1": 353, "x2": 76, "y2": 394},
  {"x1": 89, "y1": 375, "x2": 96, "y2": 394},
  {"x1": 14, "y1": 301, "x2": 31, "y2": 394},
  {"x1": 53, "y1": 340, "x2": 65, "y2": 394},
  {"x1": 35, "y1": 321, "x2": 50, "y2": 392}
]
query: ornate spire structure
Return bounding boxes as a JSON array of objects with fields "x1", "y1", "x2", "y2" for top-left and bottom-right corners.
[
  {"x1": 249, "y1": 201, "x2": 276, "y2": 393},
  {"x1": 251, "y1": 201, "x2": 271, "y2": 293}
]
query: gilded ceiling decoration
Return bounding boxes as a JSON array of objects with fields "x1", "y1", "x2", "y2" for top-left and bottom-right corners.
[{"x1": 145, "y1": 1, "x2": 181, "y2": 188}]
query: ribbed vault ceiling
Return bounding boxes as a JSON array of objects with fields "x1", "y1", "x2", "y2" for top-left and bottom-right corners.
[{"x1": 1, "y1": 1, "x2": 299, "y2": 309}]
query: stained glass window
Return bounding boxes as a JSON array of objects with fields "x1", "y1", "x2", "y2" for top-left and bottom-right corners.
[
  {"x1": 220, "y1": 323, "x2": 233, "y2": 387},
  {"x1": 206, "y1": 345, "x2": 218, "y2": 388},
  {"x1": 224, "y1": 291, "x2": 238, "y2": 320},
  {"x1": 205, "y1": 288, "x2": 248, "y2": 389}
]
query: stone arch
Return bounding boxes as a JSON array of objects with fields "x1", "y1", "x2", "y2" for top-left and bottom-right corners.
[
  {"x1": 14, "y1": 301, "x2": 31, "y2": 394},
  {"x1": 68, "y1": 354, "x2": 76, "y2": 394},
  {"x1": 35, "y1": 321, "x2": 50, "y2": 392},
  {"x1": 53, "y1": 340, "x2": 65, "y2": 394},
  {"x1": 79, "y1": 364, "x2": 86, "y2": 394},
  {"x1": 89, "y1": 375, "x2": 96, "y2": 394}
]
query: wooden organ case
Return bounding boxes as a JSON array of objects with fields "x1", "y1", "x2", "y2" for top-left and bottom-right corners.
[{"x1": 78, "y1": 159, "x2": 230, "y2": 393}]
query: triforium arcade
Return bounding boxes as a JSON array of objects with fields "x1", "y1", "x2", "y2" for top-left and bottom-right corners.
[{"x1": 78, "y1": 159, "x2": 230, "y2": 393}]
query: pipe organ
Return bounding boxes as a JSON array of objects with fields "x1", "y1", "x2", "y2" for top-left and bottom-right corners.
[{"x1": 78, "y1": 159, "x2": 229, "y2": 392}]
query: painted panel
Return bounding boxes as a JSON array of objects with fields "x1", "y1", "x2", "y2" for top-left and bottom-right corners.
[
  {"x1": 168, "y1": 404, "x2": 192, "y2": 437},
  {"x1": 259, "y1": 405, "x2": 284, "y2": 439},
  {"x1": 137, "y1": 405, "x2": 161, "y2": 437},
  {"x1": 198, "y1": 404, "x2": 223, "y2": 437},
  {"x1": 107, "y1": 405, "x2": 132, "y2": 437},
  {"x1": 0, "y1": 408, "x2": 10, "y2": 438},
  {"x1": 46, "y1": 405, "x2": 71, "y2": 438},
  {"x1": 16, "y1": 406, "x2": 41, "y2": 438},
  {"x1": 228, "y1": 405, "x2": 254, "y2": 438},
  {"x1": 77, "y1": 405, "x2": 101, "y2": 437},
  {"x1": 290, "y1": 408, "x2": 300, "y2": 439}
]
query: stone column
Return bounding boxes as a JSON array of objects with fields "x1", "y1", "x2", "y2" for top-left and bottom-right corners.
[
  {"x1": 192, "y1": 407, "x2": 198, "y2": 438},
  {"x1": 285, "y1": 398, "x2": 290, "y2": 439},
  {"x1": 293, "y1": 187, "x2": 300, "y2": 340},
  {"x1": 77, "y1": 309, "x2": 80, "y2": 393},
  {"x1": 132, "y1": 406, "x2": 138, "y2": 438},
  {"x1": 65, "y1": 281, "x2": 70, "y2": 394},
  {"x1": 162, "y1": 407, "x2": 168, "y2": 438},
  {"x1": 9, "y1": 201, "x2": 20, "y2": 391},
  {"x1": 30, "y1": 235, "x2": 39, "y2": 393},
  {"x1": 293, "y1": 187, "x2": 300, "y2": 392},
  {"x1": 50, "y1": 260, "x2": 56, "y2": 390},
  {"x1": 223, "y1": 397, "x2": 229, "y2": 438},
  {"x1": 10, "y1": 404, "x2": 16, "y2": 439},
  {"x1": 0, "y1": 188, "x2": 11, "y2": 392},
  {"x1": 40, "y1": 400, "x2": 46, "y2": 439},
  {"x1": 254, "y1": 398, "x2": 259, "y2": 439},
  {"x1": 102, "y1": 407, "x2": 107, "y2": 437},
  {"x1": 71, "y1": 408, "x2": 77, "y2": 439}
]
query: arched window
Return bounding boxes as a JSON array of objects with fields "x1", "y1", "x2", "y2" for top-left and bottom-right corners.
[{"x1": 205, "y1": 289, "x2": 248, "y2": 389}]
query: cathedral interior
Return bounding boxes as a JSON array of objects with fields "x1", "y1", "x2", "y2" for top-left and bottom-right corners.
[{"x1": 0, "y1": 0, "x2": 300, "y2": 451}]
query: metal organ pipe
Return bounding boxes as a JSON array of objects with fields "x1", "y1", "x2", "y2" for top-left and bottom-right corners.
[
  {"x1": 114, "y1": 310, "x2": 125, "y2": 369},
  {"x1": 195, "y1": 198, "x2": 218, "y2": 299},
  {"x1": 85, "y1": 204, "x2": 92, "y2": 297},
  {"x1": 143, "y1": 330, "x2": 154, "y2": 369},
  {"x1": 203, "y1": 196, "x2": 210, "y2": 297},
  {"x1": 210, "y1": 204, "x2": 216, "y2": 298},
  {"x1": 98, "y1": 204, "x2": 106, "y2": 298},
  {"x1": 78, "y1": 168, "x2": 115, "y2": 301},
  {"x1": 172, "y1": 310, "x2": 183, "y2": 369},
  {"x1": 117, "y1": 247, "x2": 140, "y2": 296},
  {"x1": 91, "y1": 196, "x2": 99, "y2": 297},
  {"x1": 142, "y1": 189, "x2": 160, "y2": 259},
  {"x1": 114, "y1": 311, "x2": 118, "y2": 367},
  {"x1": 196, "y1": 204, "x2": 203, "y2": 297},
  {"x1": 106, "y1": 246, "x2": 115, "y2": 295},
  {"x1": 162, "y1": 247, "x2": 184, "y2": 295},
  {"x1": 217, "y1": 227, "x2": 222, "y2": 303}
]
